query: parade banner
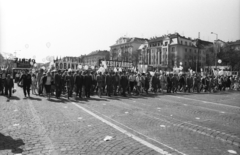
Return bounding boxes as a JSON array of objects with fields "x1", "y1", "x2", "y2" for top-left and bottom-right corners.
[{"x1": 100, "y1": 60, "x2": 133, "y2": 68}]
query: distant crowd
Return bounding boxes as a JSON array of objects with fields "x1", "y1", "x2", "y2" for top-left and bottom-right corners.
[{"x1": 0, "y1": 69, "x2": 239, "y2": 99}]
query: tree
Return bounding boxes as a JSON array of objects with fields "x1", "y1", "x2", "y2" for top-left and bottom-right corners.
[
  {"x1": 0, "y1": 53, "x2": 4, "y2": 65},
  {"x1": 218, "y1": 45, "x2": 240, "y2": 71}
]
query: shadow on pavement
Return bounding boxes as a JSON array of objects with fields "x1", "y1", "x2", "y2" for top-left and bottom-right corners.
[
  {"x1": 28, "y1": 96, "x2": 42, "y2": 101},
  {"x1": 0, "y1": 133, "x2": 24, "y2": 154},
  {"x1": 1, "y1": 95, "x2": 21, "y2": 100}
]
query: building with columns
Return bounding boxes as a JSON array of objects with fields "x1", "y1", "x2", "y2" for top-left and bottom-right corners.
[{"x1": 110, "y1": 37, "x2": 148, "y2": 66}]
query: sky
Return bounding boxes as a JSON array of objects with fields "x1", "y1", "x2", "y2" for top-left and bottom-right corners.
[{"x1": 0, "y1": 0, "x2": 239, "y2": 63}]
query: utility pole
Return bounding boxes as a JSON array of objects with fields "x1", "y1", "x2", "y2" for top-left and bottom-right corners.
[{"x1": 211, "y1": 32, "x2": 218, "y2": 69}]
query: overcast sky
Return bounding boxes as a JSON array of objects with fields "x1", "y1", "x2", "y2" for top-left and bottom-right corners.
[{"x1": 1, "y1": 0, "x2": 239, "y2": 63}]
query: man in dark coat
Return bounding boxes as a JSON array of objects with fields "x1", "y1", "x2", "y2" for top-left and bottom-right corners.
[
  {"x1": 120, "y1": 71, "x2": 128, "y2": 96},
  {"x1": 166, "y1": 74, "x2": 172, "y2": 93},
  {"x1": 65, "y1": 71, "x2": 74, "y2": 99},
  {"x1": 186, "y1": 74, "x2": 193, "y2": 93},
  {"x1": 19, "y1": 70, "x2": 32, "y2": 97},
  {"x1": 152, "y1": 74, "x2": 158, "y2": 93},
  {"x1": 75, "y1": 71, "x2": 84, "y2": 98},
  {"x1": 106, "y1": 72, "x2": 113, "y2": 97},
  {"x1": 2, "y1": 70, "x2": 7, "y2": 95},
  {"x1": 55, "y1": 70, "x2": 62, "y2": 98},
  {"x1": 113, "y1": 72, "x2": 120, "y2": 96},
  {"x1": 0, "y1": 73, "x2": 3, "y2": 95},
  {"x1": 145, "y1": 73, "x2": 150, "y2": 94},
  {"x1": 84, "y1": 71, "x2": 92, "y2": 98},
  {"x1": 179, "y1": 75, "x2": 186, "y2": 92},
  {"x1": 5, "y1": 74, "x2": 14, "y2": 98},
  {"x1": 172, "y1": 74, "x2": 178, "y2": 93}
]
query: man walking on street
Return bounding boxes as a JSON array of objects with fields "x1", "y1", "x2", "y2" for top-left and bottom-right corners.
[
  {"x1": 5, "y1": 74, "x2": 14, "y2": 98},
  {"x1": 55, "y1": 70, "x2": 62, "y2": 99},
  {"x1": 84, "y1": 71, "x2": 92, "y2": 98},
  {"x1": 19, "y1": 70, "x2": 32, "y2": 98}
]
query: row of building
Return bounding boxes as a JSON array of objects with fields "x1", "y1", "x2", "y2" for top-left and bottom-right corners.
[{"x1": 53, "y1": 33, "x2": 239, "y2": 72}]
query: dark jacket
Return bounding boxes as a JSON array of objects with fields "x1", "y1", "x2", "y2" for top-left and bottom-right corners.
[
  {"x1": 120, "y1": 75, "x2": 128, "y2": 87},
  {"x1": 5, "y1": 78, "x2": 14, "y2": 88},
  {"x1": 84, "y1": 75, "x2": 92, "y2": 87},
  {"x1": 55, "y1": 73, "x2": 62, "y2": 86},
  {"x1": 105, "y1": 75, "x2": 112, "y2": 85},
  {"x1": 65, "y1": 74, "x2": 74, "y2": 87},
  {"x1": 75, "y1": 74, "x2": 84, "y2": 87},
  {"x1": 167, "y1": 76, "x2": 172, "y2": 86},
  {"x1": 20, "y1": 74, "x2": 32, "y2": 86}
]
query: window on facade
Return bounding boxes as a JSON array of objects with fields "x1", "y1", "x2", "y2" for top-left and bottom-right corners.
[
  {"x1": 165, "y1": 42, "x2": 168, "y2": 46},
  {"x1": 185, "y1": 41, "x2": 187, "y2": 45},
  {"x1": 189, "y1": 49, "x2": 192, "y2": 52},
  {"x1": 172, "y1": 47, "x2": 175, "y2": 52},
  {"x1": 185, "y1": 48, "x2": 187, "y2": 53}
]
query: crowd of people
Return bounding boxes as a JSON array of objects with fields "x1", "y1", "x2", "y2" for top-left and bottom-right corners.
[{"x1": 0, "y1": 68, "x2": 240, "y2": 99}]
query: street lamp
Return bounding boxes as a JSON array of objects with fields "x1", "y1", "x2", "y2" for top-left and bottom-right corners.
[{"x1": 211, "y1": 32, "x2": 218, "y2": 72}]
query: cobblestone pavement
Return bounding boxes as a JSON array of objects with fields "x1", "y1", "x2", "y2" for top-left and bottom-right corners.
[{"x1": 0, "y1": 85, "x2": 240, "y2": 155}]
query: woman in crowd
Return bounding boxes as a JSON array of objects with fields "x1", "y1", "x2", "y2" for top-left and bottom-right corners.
[
  {"x1": 43, "y1": 72, "x2": 52, "y2": 100},
  {"x1": 31, "y1": 73, "x2": 37, "y2": 95}
]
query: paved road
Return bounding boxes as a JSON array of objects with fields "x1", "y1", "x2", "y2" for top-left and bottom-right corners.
[{"x1": 0, "y1": 84, "x2": 240, "y2": 155}]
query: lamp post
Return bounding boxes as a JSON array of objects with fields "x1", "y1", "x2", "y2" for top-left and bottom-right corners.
[{"x1": 211, "y1": 32, "x2": 218, "y2": 72}]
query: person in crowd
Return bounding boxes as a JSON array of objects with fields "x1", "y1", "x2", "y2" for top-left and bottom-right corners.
[
  {"x1": 37, "y1": 69, "x2": 44, "y2": 95},
  {"x1": 140, "y1": 73, "x2": 145, "y2": 93},
  {"x1": 101, "y1": 72, "x2": 106, "y2": 95},
  {"x1": 144, "y1": 73, "x2": 150, "y2": 94},
  {"x1": 113, "y1": 72, "x2": 120, "y2": 96},
  {"x1": 61, "y1": 71, "x2": 67, "y2": 94},
  {"x1": 31, "y1": 73, "x2": 37, "y2": 95},
  {"x1": 15, "y1": 72, "x2": 20, "y2": 83},
  {"x1": 55, "y1": 70, "x2": 62, "y2": 99},
  {"x1": 129, "y1": 72, "x2": 135, "y2": 94},
  {"x1": 193, "y1": 74, "x2": 200, "y2": 93},
  {"x1": 179, "y1": 74, "x2": 186, "y2": 92},
  {"x1": 65, "y1": 71, "x2": 74, "y2": 99},
  {"x1": 0, "y1": 73, "x2": 3, "y2": 95},
  {"x1": 74, "y1": 70, "x2": 84, "y2": 99},
  {"x1": 106, "y1": 72, "x2": 113, "y2": 97},
  {"x1": 172, "y1": 74, "x2": 178, "y2": 93},
  {"x1": 84, "y1": 71, "x2": 92, "y2": 98},
  {"x1": 96, "y1": 71, "x2": 104, "y2": 98},
  {"x1": 136, "y1": 73, "x2": 141, "y2": 95},
  {"x1": 42, "y1": 71, "x2": 52, "y2": 100},
  {"x1": 120, "y1": 71, "x2": 128, "y2": 97},
  {"x1": 91, "y1": 71, "x2": 97, "y2": 95},
  {"x1": 5, "y1": 74, "x2": 14, "y2": 98},
  {"x1": 2, "y1": 70, "x2": 7, "y2": 95},
  {"x1": 166, "y1": 74, "x2": 172, "y2": 93},
  {"x1": 152, "y1": 73, "x2": 158, "y2": 93},
  {"x1": 19, "y1": 70, "x2": 32, "y2": 98}
]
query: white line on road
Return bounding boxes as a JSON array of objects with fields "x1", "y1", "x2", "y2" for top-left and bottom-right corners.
[
  {"x1": 71, "y1": 102, "x2": 186, "y2": 155},
  {"x1": 169, "y1": 95, "x2": 240, "y2": 109}
]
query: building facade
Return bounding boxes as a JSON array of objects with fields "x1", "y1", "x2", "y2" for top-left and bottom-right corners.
[
  {"x1": 83, "y1": 50, "x2": 109, "y2": 67},
  {"x1": 138, "y1": 33, "x2": 213, "y2": 71},
  {"x1": 110, "y1": 37, "x2": 148, "y2": 66}
]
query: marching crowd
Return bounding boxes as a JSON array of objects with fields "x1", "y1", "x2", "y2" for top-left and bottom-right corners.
[{"x1": 0, "y1": 68, "x2": 240, "y2": 99}]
